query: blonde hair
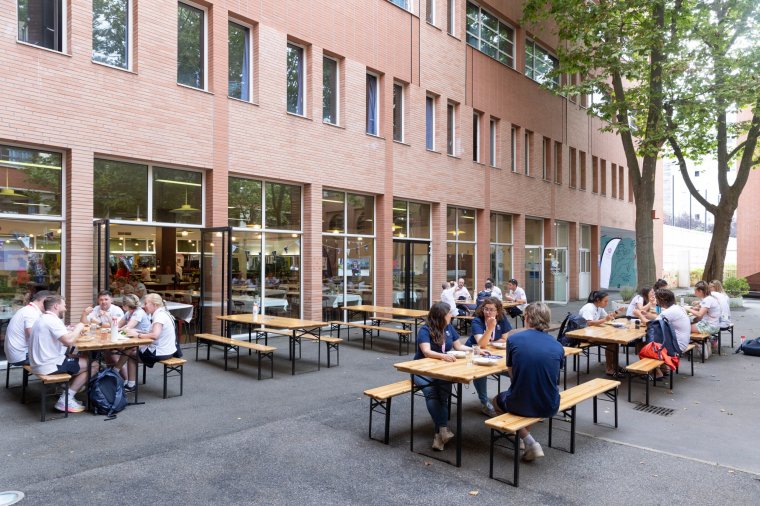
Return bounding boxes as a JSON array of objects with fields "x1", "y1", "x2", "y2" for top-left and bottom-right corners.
[
  {"x1": 523, "y1": 302, "x2": 552, "y2": 331},
  {"x1": 122, "y1": 294, "x2": 141, "y2": 310},
  {"x1": 144, "y1": 293, "x2": 164, "y2": 307},
  {"x1": 709, "y1": 280, "x2": 725, "y2": 294}
]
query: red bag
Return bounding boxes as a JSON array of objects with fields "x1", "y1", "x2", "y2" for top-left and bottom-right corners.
[{"x1": 639, "y1": 341, "x2": 680, "y2": 371}]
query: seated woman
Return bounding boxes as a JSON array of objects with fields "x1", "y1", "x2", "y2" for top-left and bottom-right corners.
[
  {"x1": 466, "y1": 297, "x2": 512, "y2": 417},
  {"x1": 652, "y1": 288, "x2": 691, "y2": 378},
  {"x1": 414, "y1": 301, "x2": 468, "y2": 451},
  {"x1": 579, "y1": 291, "x2": 624, "y2": 377},
  {"x1": 686, "y1": 281, "x2": 721, "y2": 346},
  {"x1": 708, "y1": 280, "x2": 731, "y2": 327},
  {"x1": 626, "y1": 287, "x2": 656, "y2": 322},
  {"x1": 492, "y1": 303, "x2": 565, "y2": 462}
]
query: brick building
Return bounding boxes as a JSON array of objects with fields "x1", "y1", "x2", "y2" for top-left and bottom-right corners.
[{"x1": 0, "y1": 0, "x2": 659, "y2": 356}]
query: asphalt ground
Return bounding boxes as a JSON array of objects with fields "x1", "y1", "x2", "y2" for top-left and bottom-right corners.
[{"x1": 2, "y1": 297, "x2": 759, "y2": 505}]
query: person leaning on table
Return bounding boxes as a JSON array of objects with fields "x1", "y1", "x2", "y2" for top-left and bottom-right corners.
[
  {"x1": 652, "y1": 289, "x2": 691, "y2": 379},
  {"x1": 414, "y1": 301, "x2": 468, "y2": 452},
  {"x1": 492, "y1": 302, "x2": 564, "y2": 462},
  {"x1": 579, "y1": 290, "x2": 625, "y2": 378},
  {"x1": 3, "y1": 290, "x2": 49, "y2": 369}
]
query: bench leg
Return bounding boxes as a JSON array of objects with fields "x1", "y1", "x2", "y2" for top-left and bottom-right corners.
[
  {"x1": 384, "y1": 397, "x2": 392, "y2": 445},
  {"x1": 627, "y1": 374, "x2": 632, "y2": 403},
  {"x1": 513, "y1": 433, "x2": 520, "y2": 487},
  {"x1": 489, "y1": 429, "x2": 495, "y2": 479},
  {"x1": 690, "y1": 349, "x2": 694, "y2": 376},
  {"x1": 180, "y1": 365, "x2": 184, "y2": 396},
  {"x1": 142, "y1": 362, "x2": 147, "y2": 385},
  {"x1": 645, "y1": 374, "x2": 650, "y2": 406},
  {"x1": 21, "y1": 368, "x2": 29, "y2": 404},
  {"x1": 700, "y1": 341, "x2": 705, "y2": 363},
  {"x1": 730, "y1": 326, "x2": 734, "y2": 348},
  {"x1": 614, "y1": 387, "x2": 619, "y2": 427},
  {"x1": 593, "y1": 395, "x2": 598, "y2": 424},
  {"x1": 570, "y1": 406, "x2": 577, "y2": 454},
  {"x1": 163, "y1": 364, "x2": 168, "y2": 399},
  {"x1": 257, "y1": 351, "x2": 262, "y2": 381}
]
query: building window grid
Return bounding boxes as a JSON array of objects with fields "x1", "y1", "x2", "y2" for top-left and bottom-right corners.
[
  {"x1": 177, "y1": 1, "x2": 208, "y2": 90},
  {"x1": 447, "y1": 0, "x2": 455, "y2": 35},
  {"x1": 611, "y1": 163, "x2": 617, "y2": 198},
  {"x1": 579, "y1": 151, "x2": 587, "y2": 190},
  {"x1": 600, "y1": 159, "x2": 607, "y2": 196},
  {"x1": 447, "y1": 206, "x2": 477, "y2": 285},
  {"x1": 393, "y1": 200, "x2": 432, "y2": 240},
  {"x1": 490, "y1": 212, "x2": 513, "y2": 289},
  {"x1": 17, "y1": 0, "x2": 66, "y2": 53},
  {"x1": 92, "y1": 0, "x2": 131, "y2": 70},
  {"x1": 569, "y1": 147, "x2": 577, "y2": 188},
  {"x1": 524, "y1": 131, "x2": 531, "y2": 175},
  {"x1": 592, "y1": 155, "x2": 598, "y2": 194},
  {"x1": 389, "y1": 0, "x2": 412, "y2": 12},
  {"x1": 465, "y1": 1, "x2": 515, "y2": 68},
  {"x1": 228, "y1": 20, "x2": 252, "y2": 101},
  {"x1": 618, "y1": 166, "x2": 625, "y2": 200},
  {"x1": 541, "y1": 137, "x2": 550, "y2": 180},
  {"x1": 426, "y1": 0, "x2": 435, "y2": 24},
  {"x1": 447, "y1": 102, "x2": 456, "y2": 155},
  {"x1": 510, "y1": 126, "x2": 517, "y2": 172},
  {"x1": 525, "y1": 38, "x2": 559, "y2": 86}
]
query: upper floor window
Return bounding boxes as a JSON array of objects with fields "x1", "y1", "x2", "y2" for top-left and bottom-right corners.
[
  {"x1": 525, "y1": 39, "x2": 559, "y2": 86},
  {"x1": 366, "y1": 73, "x2": 379, "y2": 136},
  {"x1": 447, "y1": 0, "x2": 455, "y2": 35},
  {"x1": 465, "y1": 2, "x2": 514, "y2": 68},
  {"x1": 92, "y1": 0, "x2": 130, "y2": 69},
  {"x1": 18, "y1": 0, "x2": 65, "y2": 52},
  {"x1": 323, "y1": 56, "x2": 339, "y2": 124},
  {"x1": 0, "y1": 145, "x2": 62, "y2": 217},
  {"x1": 472, "y1": 112, "x2": 481, "y2": 162},
  {"x1": 228, "y1": 21, "x2": 251, "y2": 101},
  {"x1": 286, "y1": 43, "x2": 305, "y2": 115},
  {"x1": 177, "y1": 2, "x2": 206, "y2": 90},
  {"x1": 389, "y1": 0, "x2": 411, "y2": 12},
  {"x1": 447, "y1": 103, "x2": 456, "y2": 155},
  {"x1": 392, "y1": 82, "x2": 404, "y2": 142},
  {"x1": 426, "y1": 0, "x2": 435, "y2": 24},
  {"x1": 425, "y1": 95, "x2": 436, "y2": 150}
]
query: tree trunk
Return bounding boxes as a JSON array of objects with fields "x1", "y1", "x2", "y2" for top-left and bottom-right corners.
[
  {"x1": 634, "y1": 156, "x2": 658, "y2": 288},
  {"x1": 703, "y1": 196, "x2": 736, "y2": 282}
]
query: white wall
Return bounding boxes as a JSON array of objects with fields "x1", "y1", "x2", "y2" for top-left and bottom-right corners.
[{"x1": 662, "y1": 225, "x2": 737, "y2": 287}]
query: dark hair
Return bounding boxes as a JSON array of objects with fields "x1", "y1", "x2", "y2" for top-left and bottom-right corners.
[
  {"x1": 654, "y1": 279, "x2": 668, "y2": 290},
  {"x1": 486, "y1": 277, "x2": 494, "y2": 283},
  {"x1": 485, "y1": 282, "x2": 493, "y2": 289},
  {"x1": 31, "y1": 290, "x2": 51, "y2": 302},
  {"x1": 43, "y1": 295, "x2": 63, "y2": 311},
  {"x1": 694, "y1": 280, "x2": 710, "y2": 296},
  {"x1": 638, "y1": 286, "x2": 652, "y2": 300},
  {"x1": 441, "y1": 282, "x2": 450, "y2": 290},
  {"x1": 474, "y1": 296, "x2": 506, "y2": 321},
  {"x1": 508, "y1": 278, "x2": 519, "y2": 286},
  {"x1": 425, "y1": 302, "x2": 451, "y2": 346},
  {"x1": 588, "y1": 290, "x2": 608, "y2": 303},
  {"x1": 655, "y1": 288, "x2": 676, "y2": 308},
  {"x1": 97, "y1": 290, "x2": 113, "y2": 298}
]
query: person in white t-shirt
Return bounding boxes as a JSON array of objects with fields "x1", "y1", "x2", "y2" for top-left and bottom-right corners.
[
  {"x1": 579, "y1": 290, "x2": 625, "y2": 377},
  {"x1": 686, "y1": 281, "x2": 721, "y2": 336},
  {"x1": 453, "y1": 278, "x2": 471, "y2": 315},
  {"x1": 29, "y1": 295, "x2": 97, "y2": 413},
  {"x1": 486, "y1": 278, "x2": 503, "y2": 300},
  {"x1": 708, "y1": 280, "x2": 731, "y2": 326},
  {"x1": 121, "y1": 294, "x2": 177, "y2": 392},
  {"x1": 626, "y1": 287, "x2": 656, "y2": 322},
  {"x1": 4, "y1": 290, "x2": 49, "y2": 366},
  {"x1": 80, "y1": 290, "x2": 125, "y2": 328},
  {"x1": 439, "y1": 282, "x2": 458, "y2": 318},
  {"x1": 505, "y1": 279, "x2": 528, "y2": 319},
  {"x1": 655, "y1": 289, "x2": 691, "y2": 352}
]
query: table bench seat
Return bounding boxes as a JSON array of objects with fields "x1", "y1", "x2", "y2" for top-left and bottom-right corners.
[
  {"x1": 21, "y1": 365, "x2": 72, "y2": 422},
  {"x1": 625, "y1": 358, "x2": 672, "y2": 405},
  {"x1": 363, "y1": 379, "x2": 413, "y2": 444},
  {"x1": 330, "y1": 321, "x2": 411, "y2": 355},
  {"x1": 195, "y1": 333, "x2": 276, "y2": 380},
  {"x1": 140, "y1": 357, "x2": 187, "y2": 399}
]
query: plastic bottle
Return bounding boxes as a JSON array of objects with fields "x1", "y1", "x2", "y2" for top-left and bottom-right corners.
[{"x1": 111, "y1": 317, "x2": 119, "y2": 341}]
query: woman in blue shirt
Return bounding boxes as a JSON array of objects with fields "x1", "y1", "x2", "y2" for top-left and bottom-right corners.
[
  {"x1": 466, "y1": 297, "x2": 512, "y2": 416},
  {"x1": 415, "y1": 302, "x2": 467, "y2": 451}
]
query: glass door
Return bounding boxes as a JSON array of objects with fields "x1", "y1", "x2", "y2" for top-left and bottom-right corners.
[
  {"x1": 392, "y1": 240, "x2": 430, "y2": 310},
  {"x1": 524, "y1": 246, "x2": 543, "y2": 302},
  {"x1": 544, "y1": 248, "x2": 568, "y2": 303},
  {"x1": 199, "y1": 227, "x2": 232, "y2": 335},
  {"x1": 93, "y1": 219, "x2": 110, "y2": 298}
]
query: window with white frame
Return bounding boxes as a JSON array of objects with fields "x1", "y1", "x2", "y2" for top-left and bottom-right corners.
[
  {"x1": 472, "y1": 112, "x2": 481, "y2": 162},
  {"x1": 447, "y1": 207, "x2": 476, "y2": 285},
  {"x1": 465, "y1": 2, "x2": 515, "y2": 68},
  {"x1": 287, "y1": 43, "x2": 305, "y2": 115},
  {"x1": 510, "y1": 126, "x2": 517, "y2": 172},
  {"x1": 228, "y1": 21, "x2": 251, "y2": 101},
  {"x1": 425, "y1": 95, "x2": 436, "y2": 150},
  {"x1": 392, "y1": 82, "x2": 404, "y2": 142},
  {"x1": 323, "y1": 56, "x2": 339, "y2": 124},
  {"x1": 366, "y1": 73, "x2": 379, "y2": 135},
  {"x1": 18, "y1": 0, "x2": 65, "y2": 52},
  {"x1": 92, "y1": 0, "x2": 131, "y2": 69},
  {"x1": 490, "y1": 212, "x2": 513, "y2": 289},
  {"x1": 426, "y1": 0, "x2": 435, "y2": 24},
  {"x1": 447, "y1": 102, "x2": 456, "y2": 155},
  {"x1": 177, "y1": 2, "x2": 207, "y2": 90},
  {"x1": 524, "y1": 131, "x2": 531, "y2": 175},
  {"x1": 447, "y1": 0, "x2": 455, "y2": 35},
  {"x1": 389, "y1": 0, "x2": 411, "y2": 12},
  {"x1": 525, "y1": 38, "x2": 559, "y2": 86},
  {"x1": 489, "y1": 118, "x2": 497, "y2": 167}
]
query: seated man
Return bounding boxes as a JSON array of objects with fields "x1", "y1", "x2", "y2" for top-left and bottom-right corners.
[
  {"x1": 453, "y1": 277, "x2": 471, "y2": 315},
  {"x1": 4, "y1": 291, "x2": 49, "y2": 368},
  {"x1": 504, "y1": 278, "x2": 528, "y2": 319},
  {"x1": 81, "y1": 290, "x2": 124, "y2": 328},
  {"x1": 486, "y1": 277, "x2": 503, "y2": 300},
  {"x1": 30, "y1": 295, "x2": 97, "y2": 413},
  {"x1": 492, "y1": 302, "x2": 565, "y2": 461}
]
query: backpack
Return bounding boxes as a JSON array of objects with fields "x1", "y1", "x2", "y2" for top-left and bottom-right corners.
[
  {"x1": 557, "y1": 313, "x2": 587, "y2": 347},
  {"x1": 735, "y1": 338, "x2": 760, "y2": 357},
  {"x1": 476, "y1": 290, "x2": 492, "y2": 307},
  {"x1": 168, "y1": 313, "x2": 183, "y2": 358},
  {"x1": 88, "y1": 368, "x2": 128, "y2": 419},
  {"x1": 645, "y1": 317, "x2": 681, "y2": 358}
]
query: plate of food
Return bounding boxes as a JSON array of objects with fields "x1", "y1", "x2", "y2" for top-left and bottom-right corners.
[
  {"x1": 77, "y1": 336, "x2": 95, "y2": 342},
  {"x1": 490, "y1": 341, "x2": 507, "y2": 349},
  {"x1": 473, "y1": 355, "x2": 501, "y2": 366},
  {"x1": 446, "y1": 350, "x2": 466, "y2": 359},
  {"x1": 610, "y1": 322, "x2": 627, "y2": 329}
]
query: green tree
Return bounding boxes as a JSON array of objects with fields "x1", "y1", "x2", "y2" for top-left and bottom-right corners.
[
  {"x1": 664, "y1": 0, "x2": 760, "y2": 281},
  {"x1": 522, "y1": 0, "x2": 685, "y2": 287}
]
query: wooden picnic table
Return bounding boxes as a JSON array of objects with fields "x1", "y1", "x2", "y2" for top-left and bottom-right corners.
[
  {"x1": 216, "y1": 314, "x2": 325, "y2": 375},
  {"x1": 342, "y1": 305, "x2": 428, "y2": 338},
  {"x1": 394, "y1": 356, "x2": 508, "y2": 467},
  {"x1": 564, "y1": 320, "x2": 645, "y2": 367}
]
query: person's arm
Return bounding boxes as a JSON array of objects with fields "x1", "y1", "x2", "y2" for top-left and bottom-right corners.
[
  {"x1": 126, "y1": 321, "x2": 162, "y2": 341},
  {"x1": 514, "y1": 289, "x2": 527, "y2": 305},
  {"x1": 687, "y1": 305, "x2": 707, "y2": 321},
  {"x1": 58, "y1": 323, "x2": 85, "y2": 346},
  {"x1": 80, "y1": 306, "x2": 94, "y2": 324},
  {"x1": 418, "y1": 342, "x2": 455, "y2": 361},
  {"x1": 474, "y1": 316, "x2": 498, "y2": 348}
]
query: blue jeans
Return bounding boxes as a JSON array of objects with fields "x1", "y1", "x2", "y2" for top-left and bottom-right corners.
[
  {"x1": 473, "y1": 377, "x2": 490, "y2": 405},
  {"x1": 414, "y1": 375, "x2": 451, "y2": 431}
]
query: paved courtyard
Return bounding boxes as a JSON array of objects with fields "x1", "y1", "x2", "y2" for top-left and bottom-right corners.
[{"x1": 2, "y1": 298, "x2": 759, "y2": 505}]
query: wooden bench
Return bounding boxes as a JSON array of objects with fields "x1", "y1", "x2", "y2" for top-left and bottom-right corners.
[
  {"x1": 21, "y1": 365, "x2": 72, "y2": 422},
  {"x1": 369, "y1": 316, "x2": 413, "y2": 330},
  {"x1": 363, "y1": 379, "x2": 413, "y2": 444},
  {"x1": 301, "y1": 334, "x2": 343, "y2": 368},
  {"x1": 455, "y1": 314, "x2": 474, "y2": 334},
  {"x1": 5, "y1": 360, "x2": 26, "y2": 389},
  {"x1": 330, "y1": 321, "x2": 412, "y2": 355},
  {"x1": 142, "y1": 357, "x2": 187, "y2": 399},
  {"x1": 720, "y1": 322, "x2": 735, "y2": 347},
  {"x1": 486, "y1": 378, "x2": 620, "y2": 487},
  {"x1": 690, "y1": 331, "x2": 713, "y2": 363},
  {"x1": 625, "y1": 358, "x2": 672, "y2": 405},
  {"x1": 677, "y1": 343, "x2": 696, "y2": 377},
  {"x1": 195, "y1": 333, "x2": 276, "y2": 380}
]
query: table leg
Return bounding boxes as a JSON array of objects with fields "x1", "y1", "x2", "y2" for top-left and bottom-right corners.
[
  {"x1": 317, "y1": 327, "x2": 321, "y2": 371},
  {"x1": 455, "y1": 382, "x2": 462, "y2": 467},
  {"x1": 86, "y1": 352, "x2": 93, "y2": 413},
  {"x1": 409, "y1": 375, "x2": 415, "y2": 452},
  {"x1": 291, "y1": 331, "x2": 296, "y2": 375}
]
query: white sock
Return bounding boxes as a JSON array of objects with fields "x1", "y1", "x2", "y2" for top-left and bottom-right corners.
[
  {"x1": 67, "y1": 388, "x2": 78, "y2": 399},
  {"x1": 522, "y1": 434, "x2": 536, "y2": 446},
  {"x1": 126, "y1": 381, "x2": 135, "y2": 387}
]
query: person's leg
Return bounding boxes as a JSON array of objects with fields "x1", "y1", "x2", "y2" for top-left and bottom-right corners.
[
  {"x1": 605, "y1": 344, "x2": 620, "y2": 374},
  {"x1": 414, "y1": 376, "x2": 446, "y2": 431},
  {"x1": 473, "y1": 377, "x2": 496, "y2": 415},
  {"x1": 519, "y1": 424, "x2": 544, "y2": 461}
]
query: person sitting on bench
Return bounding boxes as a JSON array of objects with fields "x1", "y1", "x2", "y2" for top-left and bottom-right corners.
[
  {"x1": 504, "y1": 279, "x2": 527, "y2": 319},
  {"x1": 4, "y1": 290, "x2": 49, "y2": 370}
]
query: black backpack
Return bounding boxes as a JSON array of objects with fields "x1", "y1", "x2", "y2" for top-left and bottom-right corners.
[
  {"x1": 645, "y1": 316, "x2": 681, "y2": 357},
  {"x1": 735, "y1": 338, "x2": 760, "y2": 357},
  {"x1": 89, "y1": 368, "x2": 128, "y2": 419},
  {"x1": 476, "y1": 290, "x2": 492, "y2": 307},
  {"x1": 557, "y1": 312, "x2": 587, "y2": 347}
]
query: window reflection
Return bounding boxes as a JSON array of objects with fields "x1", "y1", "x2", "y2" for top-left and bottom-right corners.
[
  {"x1": 94, "y1": 159, "x2": 148, "y2": 220},
  {"x1": 152, "y1": 167, "x2": 202, "y2": 224},
  {"x1": 347, "y1": 193, "x2": 373, "y2": 235},
  {"x1": 265, "y1": 182, "x2": 301, "y2": 230},
  {"x1": 229, "y1": 177, "x2": 262, "y2": 228},
  {"x1": 0, "y1": 145, "x2": 62, "y2": 217},
  {"x1": 322, "y1": 190, "x2": 345, "y2": 233}
]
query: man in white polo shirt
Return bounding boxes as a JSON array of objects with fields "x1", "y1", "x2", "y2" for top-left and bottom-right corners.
[
  {"x1": 505, "y1": 278, "x2": 528, "y2": 319},
  {"x1": 4, "y1": 290, "x2": 49, "y2": 367},
  {"x1": 30, "y1": 295, "x2": 96, "y2": 413},
  {"x1": 80, "y1": 290, "x2": 124, "y2": 327}
]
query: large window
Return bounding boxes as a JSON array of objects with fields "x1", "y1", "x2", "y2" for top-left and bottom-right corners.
[
  {"x1": 0, "y1": 145, "x2": 62, "y2": 217},
  {"x1": 525, "y1": 39, "x2": 559, "y2": 86},
  {"x1": 92, "y1": 0, "x2": 130, "y2": 69},
  {"x1": 177, "y1": 2, "x2": 206, "y2": 89},
  {"x1": 229, "y1": 177, "x2": 302, "y2": 318},
  {"x1": 366, "y1": 74, "x2": 379, "y2": 135},
  {"x1": 490, "y1": 213, "x2": 512, "y2": 290},
  {"x1": 393, "y1": 200, "x2": 431, "y2": 239},
  {"x1": 426, "y1": 95, "x2": 435, "y2": 150},
  {"x1": 446, "y1": 207, "x2": 476, "y2": 285},
  {"x1": 228, "y1": 21, "x2": 251, "y2": 101},
  {"x1": 322, "y1": 191, "x2": 375, "y2": 319},
  {"x1": 393, "y1": 83, "x2": 404, "y2": 142},
  {"x1": 18, "y1": 0, "x2": 64, "y2": 52},
  {"x1": 287, "y1": 43, "x2": 305, "y2": 115},
  {"x1": 510, "y1": 126, "x2": 517, "y2": 172},
  {"x1": 465, "y1": 2, "x2": 514, "y2": 67},
  {"x1": 323, "y1": 56, "x2": 338, "y2": 124}
]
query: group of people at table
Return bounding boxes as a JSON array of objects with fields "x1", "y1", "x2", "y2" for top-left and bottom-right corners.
[
  {"x1": 411, "y1": 276, "x2": 733, "y2": 462},
  {"x1": 3, "y1": 290, "x2": 177, "y2": 414}
]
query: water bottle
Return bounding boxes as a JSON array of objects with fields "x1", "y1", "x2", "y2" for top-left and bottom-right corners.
[
  {"x1": 252, "y1": 298, "x2": 259, "y2": 318},
  {"x1": 111, "y1": 317, "x2": 119, "y2": 341}
]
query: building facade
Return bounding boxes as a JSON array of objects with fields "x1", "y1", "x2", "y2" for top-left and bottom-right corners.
[{"x1": 0, "y1": 0, "x2": 657, "y2": 354}]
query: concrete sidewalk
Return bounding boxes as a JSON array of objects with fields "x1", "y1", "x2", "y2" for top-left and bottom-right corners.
[{"x1": 1, "y1": 300, "x2": 759, "y2": 505}]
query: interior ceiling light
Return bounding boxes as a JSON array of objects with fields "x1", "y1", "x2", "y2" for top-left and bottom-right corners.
[
  {"x1": 0, "y1": 167, "x2": 26, "y2": 199},
  {"x1": 171, "y1": 190, "x2": 199, "y2": 214}
]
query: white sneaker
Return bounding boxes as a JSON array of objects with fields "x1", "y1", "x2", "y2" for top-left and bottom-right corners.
[
  {"x1": 481, "y1": 402, "x2": 497, "y2": 417},
  {"x1": 55, "y1": 397, "x2": 85, "y2": 413},
  {"x1": 432, "y1": 433, "x2": 444, "y2": 451},
  {"x1": 522, "y1": 441, "x2": 544, "y2": 462},
  {"x1": 440, "y1": 427, "x2": 455, "y2": 444}
]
